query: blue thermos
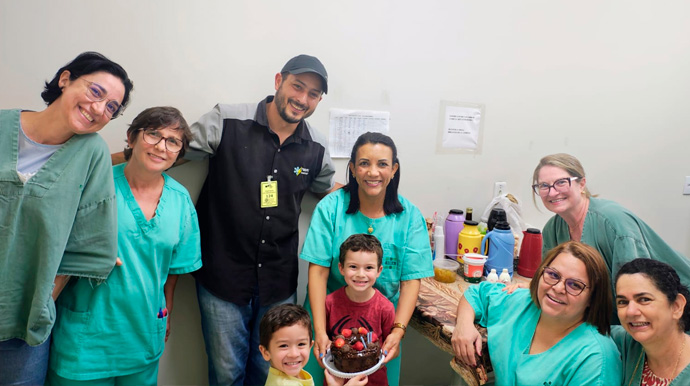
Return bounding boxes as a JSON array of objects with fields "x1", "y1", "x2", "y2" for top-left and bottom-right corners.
[{"x1": 481, "y1": 214, "x2": 515, "y2": 278}]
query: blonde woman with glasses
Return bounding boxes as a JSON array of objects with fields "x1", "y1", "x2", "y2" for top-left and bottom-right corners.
[
  {"x1": 0, "y1": 52, "x2": 132, "y2": 385},
  {"x1": 532, "y1": 153, "x2": 690, "y2": 322}
]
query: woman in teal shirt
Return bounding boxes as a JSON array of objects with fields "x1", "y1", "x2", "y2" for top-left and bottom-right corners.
[
  {"x1": 0, "y1": 52, "x2": 132, "y2": 385},
  {"x1": 613, "y1": 258, "x2": 690, "y2": 385},
  {"x1": 47, "y1": 107, "x2": 202, "y2": 385},
  {"x1": 452, "y1": 241, "x2": 622, "y2": 385},
  {"x1": 300, "y1": 132, "x2": 433, "y2": 386}
]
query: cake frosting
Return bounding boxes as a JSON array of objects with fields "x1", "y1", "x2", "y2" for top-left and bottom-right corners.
[{"x1": 330, "y1": 326, "x2": 381, "y2": 373}]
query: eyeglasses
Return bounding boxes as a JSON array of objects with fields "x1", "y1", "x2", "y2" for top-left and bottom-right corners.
[
  {"x1": 532, "y1": 177, "x2": 580, "y2": 197},
  {"x1": 82, "y1": 79, "x2": 123, "y2": 119},
  {"x1": 542, "y1": 267, "x2": 588, "y2": 296},
  {"x1": 140, "y1": 129, "x2": 183, "y2": 153}
]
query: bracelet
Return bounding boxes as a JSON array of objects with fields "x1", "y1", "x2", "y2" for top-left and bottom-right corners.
[{"x1": 391, "y1": 322, "x2": 407, "y2": 338}]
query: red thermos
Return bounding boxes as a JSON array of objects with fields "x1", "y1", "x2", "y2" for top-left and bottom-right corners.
[{"x1": 517, "y1": 228, "x2": 542, "y2": 278}]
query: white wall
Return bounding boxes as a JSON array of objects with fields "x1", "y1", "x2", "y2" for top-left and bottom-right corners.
[{"x1": 2, "y1": 1, "x2": 689, "y2": 384}]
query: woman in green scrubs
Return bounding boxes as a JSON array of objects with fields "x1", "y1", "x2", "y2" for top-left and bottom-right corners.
[
  {"x1": 613, "y1": 258, "x2": 690, "y2": 386},
  {"x1": 0, "y1": 52, "x2": 132, "y2": 385}
]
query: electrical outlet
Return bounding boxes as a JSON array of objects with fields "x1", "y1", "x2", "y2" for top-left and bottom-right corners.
[
  {"x1": 494, "y1": 182, "x2": 507, "y2": 197},
  {"x1": 684, "y1": 176, "x2": 690, "y2": 195}
]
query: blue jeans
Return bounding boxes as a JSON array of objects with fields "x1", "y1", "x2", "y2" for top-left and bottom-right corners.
[
  {"x1": 0, "y1": 337, "x2": 50, "y2": 385},
  {"x1": 196, "y1": 282, "x2": 296, "y2": 386}
]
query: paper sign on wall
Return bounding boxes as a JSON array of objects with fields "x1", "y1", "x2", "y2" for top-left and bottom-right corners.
[
  {"x1": 329, "y1": 108, "x2": 390, "y2": 158},
  {"x1": 437, "y1": 101, "x2": 484, "y2": 153}
]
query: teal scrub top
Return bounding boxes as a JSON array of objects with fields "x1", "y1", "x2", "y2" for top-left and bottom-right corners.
[
  {"x1": 0, "y1": 109, "x2": 117, "y2": 346},
  {"x1": 49, "y1": 164, "x2": 202, "y2": 380},
  {"x1": 299, "y1": 189, "x2": 432, "y2": 386},
  {"x1": 543, "y1": 197, "x2": 690, "y2": 322},
  {"x1": 465, "y1": 282, "x2": 622, "y2": 386},
  {"x1": 611, "y1": 326, "x2": 690, "y2": 386},
  {"x1": 300, "y1": 189, "x2": 433, "y2": 306}
]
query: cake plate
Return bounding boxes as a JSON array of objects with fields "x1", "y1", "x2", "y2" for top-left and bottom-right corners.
[{"x1": 322, "y1": 352, "x2": 386, "y2": 379}]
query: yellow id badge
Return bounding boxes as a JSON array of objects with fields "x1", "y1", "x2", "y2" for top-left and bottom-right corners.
[{"x1": 261, "y1": 178, "x2": 278, "y2": 208}]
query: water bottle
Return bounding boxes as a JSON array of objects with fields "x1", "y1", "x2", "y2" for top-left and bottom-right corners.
[
  {"x1": 444, "y1": 209, "x2": 465, "y2": 259},
  {"x1": 433, "y1": 225, "x2": 445, "y2": 260}
]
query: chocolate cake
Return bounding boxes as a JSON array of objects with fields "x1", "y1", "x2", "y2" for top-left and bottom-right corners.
[{"x1": 330, "y1": 326, "x2": 381, "y2": 373}]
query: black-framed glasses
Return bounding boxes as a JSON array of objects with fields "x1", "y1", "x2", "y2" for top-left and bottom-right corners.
[
  {"x1": 542, "y1": 266, "x2": 588, "y2": 296},
  {"x1": 140, "y1": 129, "x2": 183, "y2": 153},
  {"x1": 532, "y1": 177, "x2": 580, "y2": 197},
  {"x1": 82, "y1": 79, "x2": 123, "y2": 119}
]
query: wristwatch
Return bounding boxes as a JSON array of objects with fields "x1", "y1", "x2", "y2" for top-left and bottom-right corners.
[{"x1": 391, "y1": 322, "x2": 407, "y2": 338}]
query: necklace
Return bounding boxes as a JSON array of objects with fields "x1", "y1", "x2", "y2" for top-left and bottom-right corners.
[
  {"x1": 629, "y1": 337, "x2": 686, "y2": 386},
  {"x1": 367, "y1": 221, "x2": 374, "y2": 234}
]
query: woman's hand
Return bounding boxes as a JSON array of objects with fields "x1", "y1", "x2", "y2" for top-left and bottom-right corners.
[
  {"x1": 451, "y1": 322, "x2": 483, "y2": 367},
  {"x1": 323, "y1": 369, "x2": 368, "y2": 386},
  {"x1": 381, "y1": 327, "x2": 404, "y2": 363},
  {"x1": 502, "y1": 282, "x2": 527, "y2": 294},
  {"x1": 314, "y1": 330, "x2": 331, "y2": 368}
]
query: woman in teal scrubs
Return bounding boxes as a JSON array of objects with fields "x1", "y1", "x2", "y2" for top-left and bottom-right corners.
[
  {"x1": 0, "y1": 52, "x2": 132, "y2": 386},
  {"x1": 46, "y1": 107, "x2": 202, "y2": 385},
  {"x1": 452, "y1": 241, "x2": 622, "y2": 385},
  {"x1": 300, "y1": 132, "x2": 434, "y2": 386},
  {"x1": 613, "y1": 258, "x2": 690, "y2": 385}
]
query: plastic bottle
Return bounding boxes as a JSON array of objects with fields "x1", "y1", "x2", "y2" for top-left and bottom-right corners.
[
  {"x1": 499, "y1": 269, "x2": 511, "y2": 284},
  {"x1": 433, "y1": 225, "x2": 445, "y2": 261},
  {"x1": 444, "y1": 209, "x2": 465, "y2": 259},
  {"x1": 465, "y1": 207, "x2": 473, "y2": 221},
  {"x1": 486, "y1": 269, "x2": 499, "y2": 283}
]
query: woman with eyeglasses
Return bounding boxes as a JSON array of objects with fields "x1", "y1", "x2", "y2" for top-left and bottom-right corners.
[
  {"x1": 0, "y1": 52, "x2": 132, "y2": 385},
  {"x1": 46, "y1": 107, "x2": 201, "y2": 385},
  {"x1": 452, "y1": 241, "x2": 622, "y2": 385},
  {"x1": 612, "y1": 258, "x2": 690, "y2": 386},
  {"x1": 532, "y1": 153, "x2": 690, "y2": 322}
]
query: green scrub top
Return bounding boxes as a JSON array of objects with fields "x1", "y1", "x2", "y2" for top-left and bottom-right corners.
[
  {"x1": 612, "y1": 326, "x2": 690, "y2": 386},
  {"x1": 0, "y1": 109, "x2": 117, "y2": 346},
  {"x1": 300, "y1": 189, "x2": 433, "y2": 305},
  {"x1": 49, "y1": 164, "x2": 201, "y2": 380},
  {"x1": 465, "y1": 282, "x2": 623, "y2": 386},
  {"x1": 543, "y1": 197, "x2": 690, "y2": 322},
  {"x1": 299, "y1": 189, "x2": 432, "y2": 386}
]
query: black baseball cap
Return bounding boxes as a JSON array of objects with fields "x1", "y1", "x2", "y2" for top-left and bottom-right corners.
[{"x1": 281, "y1": 54, "x2": 328, "y2": 94}]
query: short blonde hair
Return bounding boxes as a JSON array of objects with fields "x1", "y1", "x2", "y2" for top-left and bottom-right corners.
[{"x1": 532, "y1": 153, "x2": 594, "y2": 206}]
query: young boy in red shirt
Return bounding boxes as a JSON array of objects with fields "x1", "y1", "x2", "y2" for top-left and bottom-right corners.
[{"x1": 324, "y1": 234, "x2": 395, "y2": 386}]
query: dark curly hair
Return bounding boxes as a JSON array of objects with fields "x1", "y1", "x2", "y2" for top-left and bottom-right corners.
[
  {"x1": 616, "y1": 258, "x2": 690, "y2": 331},
  {"x1": 42, "y1": 51, "x2": 133, "y2": 117},
  {"x1": 259, "y1": 304, "x2": 312, "y2": 349},
  {"x1": 338, "y1": 233, "x2": 383, "y2": 267}
]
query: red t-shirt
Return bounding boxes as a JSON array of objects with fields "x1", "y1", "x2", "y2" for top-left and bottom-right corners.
[{"x1": 325, "y1": 287, "x2": 395, "y2": 386}]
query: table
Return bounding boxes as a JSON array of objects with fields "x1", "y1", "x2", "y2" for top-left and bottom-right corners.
[{"x1": 410, "y1": 273, "x2": 531, "y2": 386}]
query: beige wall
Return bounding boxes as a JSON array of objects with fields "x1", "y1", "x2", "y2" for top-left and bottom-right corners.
[{"x1": 2, "y1": 1, "x2": 689, "y2": 384}]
